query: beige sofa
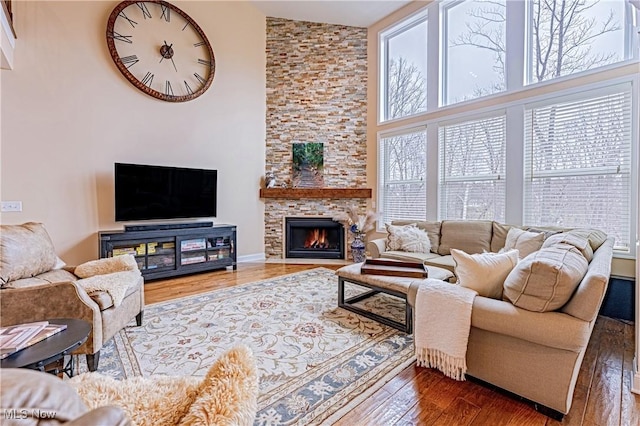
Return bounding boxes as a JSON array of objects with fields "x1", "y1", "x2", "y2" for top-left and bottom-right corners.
[
  {"x1": 0, "y1": 222, "x2": 145, "y2": 371},
  {"x1": 368, "y1": 220, "x2": 613, "y2": 418}
]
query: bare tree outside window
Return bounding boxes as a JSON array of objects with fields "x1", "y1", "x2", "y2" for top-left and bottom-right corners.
[{"x1": 380, "y1": 58, "x2": 427, "y2": 224}]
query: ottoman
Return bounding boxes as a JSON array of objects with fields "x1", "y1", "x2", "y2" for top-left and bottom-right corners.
[{"x1": 335, "y1": 262, "x2": 454, "y2": 333}]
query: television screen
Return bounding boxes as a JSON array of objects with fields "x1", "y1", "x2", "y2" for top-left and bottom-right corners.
[{"x1": 115, "y1": 163, "x2": 217, "y2": 222}]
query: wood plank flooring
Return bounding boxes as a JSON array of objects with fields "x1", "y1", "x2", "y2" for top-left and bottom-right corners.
[{"x1": 143, "y1": 263, "x2": 640, "y2": 425}]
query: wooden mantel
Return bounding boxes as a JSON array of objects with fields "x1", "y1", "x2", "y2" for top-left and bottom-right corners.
[{"x1": 259, "y1": 188, "x2": 372, "y2": 199}]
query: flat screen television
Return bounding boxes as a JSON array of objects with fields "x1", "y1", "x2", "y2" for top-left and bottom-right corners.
[{"x1": 115, "y1": 163, "x2": 217, "y2": 222}]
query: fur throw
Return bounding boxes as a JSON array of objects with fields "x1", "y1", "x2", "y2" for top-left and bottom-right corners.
[
  {"x1": 74, "y1": 254, "x2": 138, "y2": 278},
  {"x1": 68, "y1": 345, "x2": 259, "y2": 426},
  {"x1": 75, "y1": 271, "x2": 139, "y2": 307}
]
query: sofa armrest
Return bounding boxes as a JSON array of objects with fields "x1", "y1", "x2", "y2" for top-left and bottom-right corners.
[
  {"x1": 367, "y1": 238, "x2": 386, "y2": 258},
  {"x1": 0, "y1": 281, "x2": 102, "y2": 352},
  {"x1": 66, "y1": 406, "x2": 131, "y2": 426},
  {"x1": 469, "y1": 296, "x2": 592, "y2": 352}
]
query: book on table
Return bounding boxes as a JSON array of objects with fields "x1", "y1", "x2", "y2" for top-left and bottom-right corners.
[{"x1": 0, "y1": 321, "x2": 67, "y2": 359}]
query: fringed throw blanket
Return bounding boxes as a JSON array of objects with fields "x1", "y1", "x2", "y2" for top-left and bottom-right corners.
[{"x1": 414, "y1": 279, "x2": 477, "y2": 381}]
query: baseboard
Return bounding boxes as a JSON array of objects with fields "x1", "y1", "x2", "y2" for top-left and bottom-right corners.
[
  {"x1": 237, "y1": 252, "x2": 266, "y2": 263},
  {"x1": 633, "y1": 358, "x2": 640, "y2": 394}
]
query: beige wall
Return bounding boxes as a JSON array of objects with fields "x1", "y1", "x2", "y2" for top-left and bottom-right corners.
[{"x1": 0, "y1": 1, "x2": 266, "y2": 264}]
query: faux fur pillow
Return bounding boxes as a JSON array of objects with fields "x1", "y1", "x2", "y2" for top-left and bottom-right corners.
[
  {"x1": 385, "y1": 223, "x2": 431, "y2": 253},
  {"x1": 451, "y1": 249, "x2": 519, "y2": 299},
  {"x1": 74, "y1": 254, "x2": 139, "y2": 278}
]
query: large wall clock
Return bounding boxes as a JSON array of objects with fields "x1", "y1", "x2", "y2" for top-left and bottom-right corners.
[{"x1": 106, "y1": 0, "x2": 215, "y2": 102}]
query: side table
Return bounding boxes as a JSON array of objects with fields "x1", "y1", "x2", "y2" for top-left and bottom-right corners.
[{"x1": 0, "y1": 318, "x2": 90, "y2": 377}]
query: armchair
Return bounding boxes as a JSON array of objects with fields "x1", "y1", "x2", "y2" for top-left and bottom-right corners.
[{"x1": 0, "y1": 222, "x2": 144, "y2": 371}]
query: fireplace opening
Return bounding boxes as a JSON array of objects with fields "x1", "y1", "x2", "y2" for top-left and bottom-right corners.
[{"x1": 286, "y1": 217, "x2": 345, "y2": 259}]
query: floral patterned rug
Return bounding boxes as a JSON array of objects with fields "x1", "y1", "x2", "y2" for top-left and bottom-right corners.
[{"x1": 77, "y1": 267, "x2": 415, "y2": 425}]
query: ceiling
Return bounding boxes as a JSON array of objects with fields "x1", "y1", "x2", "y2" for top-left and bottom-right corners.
[{"x1": 249, "y1": 1, "x2": 413, "y2": 27}]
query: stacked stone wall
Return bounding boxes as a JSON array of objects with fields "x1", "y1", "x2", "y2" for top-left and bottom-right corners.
[{"x1": 264, "y1": 18, "x2": 368, "y2": 258}]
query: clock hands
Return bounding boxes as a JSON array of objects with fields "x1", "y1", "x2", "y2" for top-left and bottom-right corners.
[{"x1": 159, "y1": 40, "x2": 178, "y2": 72}]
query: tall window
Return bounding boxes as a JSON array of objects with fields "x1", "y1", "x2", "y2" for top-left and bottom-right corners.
[
  {"x1": 379, "y1": 129, "x2": 427, "y2": 225},
  {"x1": 380, "y1": 10, "x2": 428, "y2": 121},
  {"x1": 526, "y1": 0, "x2": 630, "y2": 84},
  {"x1": 524, "y1": 85, "x2": 633, "y2": 250},
  {"x1": 441, "y1": 0, "x2": 507, "y2": 105},
  {"x1": 439, "y1": 114, "x2": 506, "y2": 221}
]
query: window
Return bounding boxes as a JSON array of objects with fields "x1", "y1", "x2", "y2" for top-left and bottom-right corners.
[
  {"x1": 441, "y1": 0, "x2": 507, "y2": 105},
  {"x1": 526, "y1": 0, "x2": 631, "y2": 84},
  {"x1": 524, "y1": 84, "x2": 633, "y2": 251},
  {"x1": 380, "y1": 10, "x2": 428, "y2": 121},
  {"x1": 378, "y1": 129, "x2": 427, "y2": 225},
  {"x1": 439, "y1": 114, "x2": 506, "y2": 221}
]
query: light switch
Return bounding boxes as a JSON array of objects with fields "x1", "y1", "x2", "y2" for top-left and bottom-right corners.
[{"x1": 1, "y1": 201, "x2": 22, "y2": 212}]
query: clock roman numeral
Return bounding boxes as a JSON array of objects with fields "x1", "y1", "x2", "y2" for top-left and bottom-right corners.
[
  {"x1": 118, "y1": 11, "x2": 138, "y2": 28},
  {"x1": 142, "y1": 72, "x2": 154, "y2": 87},
  {"x1": 197, "y1": 59, "x2": 213, "y2": 68},
  {"x1": 194, "y1": 73, "x2": 206, "y2": 85},
  {"x1": 184, "y1": 81, "x2": 194, "y2": 95},
  {"x1": 120, "y1": 55, "x2": 139, "y2": 69},
  {"x1": 165, "y1": 80, "x2": 174, "y2": 96},
  {"x1": 136, "y1": 2, "x2": 152, "y2": 19},
  {"x1": 160, "y1": 4, "x2": 170, "y2": 22},
  {"x1": 107, "y1": 31, "x2": 133, "y2": 44},
  {"x1": 193, "y1": 41, "x2": 205, "y2": 48}
]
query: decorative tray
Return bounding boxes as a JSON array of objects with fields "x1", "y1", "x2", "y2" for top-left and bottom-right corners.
[{"x1": 360, "y1": 258, "x2": 428, "y2": 278}]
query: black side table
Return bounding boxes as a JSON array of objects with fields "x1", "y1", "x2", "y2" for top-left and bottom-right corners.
[{"x1": 0, "y1": 318, "x2": 90, "y2": 377}]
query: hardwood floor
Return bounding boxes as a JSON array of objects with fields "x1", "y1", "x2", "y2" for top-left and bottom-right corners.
[{"x1": 143, "y1": 263, "x2": 640, "y2": 425}]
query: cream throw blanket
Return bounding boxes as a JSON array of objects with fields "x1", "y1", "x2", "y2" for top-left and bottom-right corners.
[{"x1": 414, "y1": 279, "x2": 477, "y2": 381}]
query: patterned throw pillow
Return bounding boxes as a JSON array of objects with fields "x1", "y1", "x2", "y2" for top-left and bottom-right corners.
[{"x1": 385, "y1": 223, "x2": 431, "y2": 253}]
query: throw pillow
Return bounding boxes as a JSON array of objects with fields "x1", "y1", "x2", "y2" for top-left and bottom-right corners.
[
  {"x1": 385, "y1": 223, "x2": 431, "y2": 253},
  {"x1": 566, "y1": 228, "x2": 608, "y2": 251},
  {"x1": 542, "y1": 232, "x2": 593, "y2": 262},
  {"x1": 503, "y1": 228, "x2": 544, "y2": 258},
  {"x1": 503, "y1": 244, "x2": 588, "y2": 312},
  {"x1": 0, "y1": 222, "x2": 58, "y2": 283},
  {"x1": 451, "y1": 249, "x2": 519, "y2": 299}
]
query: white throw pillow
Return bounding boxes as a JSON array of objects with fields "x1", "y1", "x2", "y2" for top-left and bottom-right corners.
[
  {"x1": 385, "y1": 223, "x2": 431, "y2": 253},
  {"x1": 503, "y1": 228, "x2": 544, "y2": 258},
  {"x1": 451, "y1": 249, "x2": 519, "y2": 299}
]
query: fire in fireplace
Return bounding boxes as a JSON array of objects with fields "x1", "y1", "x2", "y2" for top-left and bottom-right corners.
[{"x1": 285, "y1": 217, "x2": 345, "y2": 259}]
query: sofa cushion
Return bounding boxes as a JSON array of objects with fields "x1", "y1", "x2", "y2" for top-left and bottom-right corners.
[
  {"x1": 0, "y1": 222, "x2": 58, "y2": 284},
  {"x1": 490, "y1": 222, "x2": 515, "y2": 252},
  {"x1": 6, "y1": 269, "x2": 79, "y2": 289},
  {"x1": 503, "y1": 228, "x2": 544, "y2": 259},
  {"x1": 381, "y1": 251, "x2": 441, "y2": 263},
  {"x1": 503, "y1": 244, "x2": 588, "y2": 312},
  {"x1": 451, "y1": 249, "x2": 519, "y2": 299},
  {"x1": 391, "y1": 220, "x2": 441, "y2": 253},
  {"x1": 542, "y1": 232, "x2": 593, "y2": 262},
  {"x1": 565, "y1": 228, "x2": 608, "y2": 251},
  {"x1": 424, "y1": 255, "x2": 456, "y2": 273},
  {"x1": 438, "y1": 220, "x2": 493, "y2": 255}
]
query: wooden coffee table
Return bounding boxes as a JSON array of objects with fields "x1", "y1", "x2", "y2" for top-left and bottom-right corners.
[{"x1": 0, "y1": 318, "x2": 90, "y2": 377}]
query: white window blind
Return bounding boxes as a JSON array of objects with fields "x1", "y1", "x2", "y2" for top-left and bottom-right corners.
[
  {"x1": 524, "y1": 84, "x2": 633, "y2": 251},
  {"x1": 439, "y1": 114, "x2": 506, "y2": 221},
  {"x1": 379, "y1": 130, "x2": 427, "y2": 225}
]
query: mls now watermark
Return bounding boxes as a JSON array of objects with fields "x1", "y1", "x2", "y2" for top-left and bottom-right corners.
[{"x1": 2, "y1": 408, "x2": 57, "y2": 420}]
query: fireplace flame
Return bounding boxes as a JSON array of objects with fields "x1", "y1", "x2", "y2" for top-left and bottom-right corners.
[{"x1": 304, "y1": 228, "x2": 329, "y2": 249}]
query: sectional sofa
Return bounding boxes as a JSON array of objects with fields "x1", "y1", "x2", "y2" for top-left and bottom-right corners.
[{"x1": 367, "y1": 220, "x2": 614, "y2": 418}]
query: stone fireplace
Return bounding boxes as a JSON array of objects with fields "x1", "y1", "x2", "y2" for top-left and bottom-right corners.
[
  {"x1": 285, "y1": 217, "x2": 345, "y2": 259},
  {"x1": 263, "y1": 18, "x2": 369, "y2": 259}
]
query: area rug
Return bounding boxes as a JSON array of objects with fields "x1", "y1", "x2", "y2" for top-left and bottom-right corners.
[{"x1": 76, "y1": 267, "x2": 415, "y2": 425}]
